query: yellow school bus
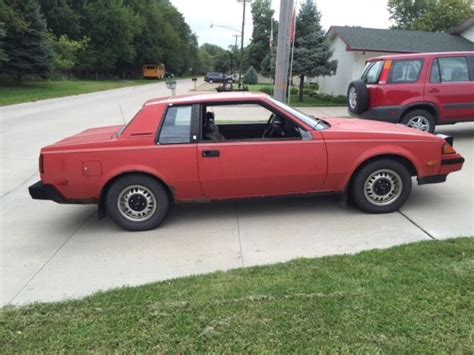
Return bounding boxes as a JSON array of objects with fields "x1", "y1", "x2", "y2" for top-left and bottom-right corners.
[{"x1": 143, "y1": 64, "x2": 165, "y2": 79}]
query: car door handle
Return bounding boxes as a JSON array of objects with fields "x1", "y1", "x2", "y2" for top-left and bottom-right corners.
[
  {"x1": 202, "y1": 150, "x2": 220, "y2": 158},
  {"x1": 428, "y1": 88, "x2": 440, "y2": 93}
]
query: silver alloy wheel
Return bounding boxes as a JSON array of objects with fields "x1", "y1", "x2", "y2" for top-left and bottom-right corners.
[
  {"x1": 406, "y1": 115, "x2": 430, "y2": 132},
  {"x1": 348, "y1": 86, "x2": 358, "y2": 110},
  {"x1": 363, "y1": 169, "x2": 403, "y2": 207},
  {"x1": 117, "y1": 185, "x2": 157, "y2": 222}
]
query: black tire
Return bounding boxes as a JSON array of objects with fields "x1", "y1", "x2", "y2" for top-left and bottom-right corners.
[
  {"x1": 350, "y1": 159, "x2": 412, "y2": 214},
  {"x1": 401, "y1": 109, "x2": 435, "y2": 133},
  {"x1": 106, "y1": 174, "x2": 170, "y2": 231},
  {"x1": 347, "y1": 80, "x2": 369, "y2": 115}
]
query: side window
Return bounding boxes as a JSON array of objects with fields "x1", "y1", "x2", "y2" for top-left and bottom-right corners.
[
  {"x1": 203, "y1": 103, "x2": 302, "y2": 141},
  {"x1": 389, "y1": 60, "x2": 423, "y2": 83},
  {"x1": 437, "y1": 57, "x2": 470, "y2": 83},
  {"x1": 158, "y1": 106, "x2": 192, "y2": 144},
  {"x1": 362, "y1": 61, "x2": 384, "y2": 84},
  {"x1": 468, "y1": 56, "x2": 474, "y2": 81}
]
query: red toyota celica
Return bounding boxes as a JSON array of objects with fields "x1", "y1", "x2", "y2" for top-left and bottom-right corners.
[{"x1": 29, "y1": 92, "x2": 464, "y2": 231}]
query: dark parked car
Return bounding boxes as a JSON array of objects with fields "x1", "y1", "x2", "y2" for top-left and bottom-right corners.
[
  {"x1": 204, "y1": 72, "x2": 233, "y2": 83},
  {"x1": 347, "y1": 51, "x2": 474, "y2": 133}
]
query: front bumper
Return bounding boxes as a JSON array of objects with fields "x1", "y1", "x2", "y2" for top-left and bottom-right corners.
[{"x1": 28, "y1": 181, "x2": 66, "y2": 203}]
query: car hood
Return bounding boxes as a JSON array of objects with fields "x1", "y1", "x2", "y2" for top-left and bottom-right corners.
[
  {"x1": 47, "y1": 125, "x2": 124, "y2": 148},
  {"x1": 322, "y1": 117, "x2": 433, "y2": 139}
]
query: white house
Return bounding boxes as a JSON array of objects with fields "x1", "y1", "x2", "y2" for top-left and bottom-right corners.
[{"x1": 318, "y1": 19, "x2": 474, "y2": 96}]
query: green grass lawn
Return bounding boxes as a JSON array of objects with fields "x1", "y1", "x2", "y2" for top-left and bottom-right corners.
[
  {"x1": 0, "y1": 80, "x2": 159, "y2": 106},
  {"x1": 1, "y1": 238, "x2": 473, "y2": 353}
]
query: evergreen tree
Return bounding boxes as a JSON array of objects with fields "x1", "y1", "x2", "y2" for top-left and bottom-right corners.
[
  {"x1": 1, "y1": 0, "x2": 53, "y2": 82},
  {"x1": 0, "y1": 21, "x2": 7, "y2": 64},
  {"x1": 292, "y1": 0, "x2": 336, "y2": 102},
  {"x1": 243, "y1": 65, "x2": 258, "y2": 84},
  {"x1": 247, "y1": 0, "x2": 274, "y2": 72}
]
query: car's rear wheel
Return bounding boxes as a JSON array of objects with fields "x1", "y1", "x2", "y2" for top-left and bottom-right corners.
[
  {"x1": 347, "y1": 80, "x2": 369, "y2": 115},
  {"x1": 106, "y1": 174, "x2": 170, "y2": 231},
  {"x1": 209, "y1": 79, "x2": 214, "y2": 84},
  {"x1": 350, "y1": 159, "x2": 412, "y2": 213},
  {"x1": 401, "y1": 109, "x2": 435, "y2": 133}
]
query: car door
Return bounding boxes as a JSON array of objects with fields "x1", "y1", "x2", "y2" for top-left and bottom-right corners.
[
  {"x1": 196, "y1": 102, "x2": 327, "y2": 199},
  {"x1": 425, "y1": 56, "x2": 474, "y2": 122}
]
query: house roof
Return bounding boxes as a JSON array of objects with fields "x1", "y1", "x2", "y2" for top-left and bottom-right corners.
[
  {"x1": 449, "y1": 16, "x2": 474, "y2": 35},
  {"x1": 327, "y1": 26, "x2": 474, "y2": 53}
]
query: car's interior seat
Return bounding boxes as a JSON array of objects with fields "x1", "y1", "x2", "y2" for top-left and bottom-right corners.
[
  {"x1": 451, "y1": 67, "x2": 467, "y2": 81},
  {"x1": 204, "y1": 112, "x2": 225, "y2": 141}
]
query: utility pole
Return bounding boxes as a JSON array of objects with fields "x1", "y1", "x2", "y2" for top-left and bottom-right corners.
[
  {"x1": 274, "y1": 0, "x2": 294, "y2": 102},
  {"x1": 237, "y1": 0, "x2": 251, "y2": 88}
]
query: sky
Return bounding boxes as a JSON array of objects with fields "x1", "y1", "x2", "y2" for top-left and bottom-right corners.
[{"x1": 170, "y1": 0, "x2": 393, "y2": 48}]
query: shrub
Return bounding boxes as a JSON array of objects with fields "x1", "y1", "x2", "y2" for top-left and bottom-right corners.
[
  {"x1": 243, "y1": 66, "x2": 258, "y2": 84},
  {"x1": 259, "y1": 86, "x2": 273, "y2": 95},
  {"x1": 290, "y1": 87, "x2": 298, "y2": 95}
]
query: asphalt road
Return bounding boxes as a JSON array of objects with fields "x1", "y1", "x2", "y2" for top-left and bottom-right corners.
[{"x1": 0, "y1": 81, "x2": 473, "y2": 306}]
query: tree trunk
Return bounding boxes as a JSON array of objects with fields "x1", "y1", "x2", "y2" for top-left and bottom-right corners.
[{"x1": 299, "y1": 74, "x2": 305, "y2": 102}]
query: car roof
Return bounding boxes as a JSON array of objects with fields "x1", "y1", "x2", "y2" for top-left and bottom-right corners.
[
  {"x1": 367, "y1": 51, "x2": 474, "y2": 61},
  {"x1": 144, "y1": 92, "x2": 270, "y2": 106}
]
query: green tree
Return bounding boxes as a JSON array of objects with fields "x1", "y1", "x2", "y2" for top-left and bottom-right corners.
[
  {"x1": 49, "y1": 34, "x2": 88, "y2": 77},
  {"x1": 214, "y1": 50, "x2": 231, "y2": 73},
  {"x1": 79, "y1": 0, "x2": 138, "y2": 76},
  {"x1": 198, "y1": 43, "x2": 228, "y2": 73},
  {"x1": 292, "y1": 0, "x2": 336, "y2": 102},
  {"x1": 388, "y1": 0, "x2": 474, "y2": 32},
  {"x1": 260, "y1": 48, "x2": 276, "y2": 79},
  {"x1": 247, "y1": 0, "x2": 274, "y2": 72},
  {"x1": 0, "y1": 20, "x2": 7, "y2": 64},
  {"x1": 243, "y1": 65, "x2": 258, "y2": 84},
  {"x1": 39, "y1": 0, "x2": 81, "y2": 39},
  {"x1": 0, "y1": 0, "x2": 53, "y2": 82}
]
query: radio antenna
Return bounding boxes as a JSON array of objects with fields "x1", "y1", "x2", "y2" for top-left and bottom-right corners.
[{"x1": 119, "y1": 104, "x2": 126, "y2": 124}]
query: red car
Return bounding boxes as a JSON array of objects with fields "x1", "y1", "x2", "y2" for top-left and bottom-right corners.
[
  {"x1": 29, "y1": 92, "x2": 464, "y2": 231},
  {"x1": 348, "y1": 51, "x2": 474, "y2": 133}
]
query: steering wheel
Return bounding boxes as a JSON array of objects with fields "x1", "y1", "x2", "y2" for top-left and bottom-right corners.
[
  {"x1": 263, "y1": 114, "x2": 285, "y2": 138},
  {"x1": 263, "y1": 114, "x2": 276, "y2": 138}
]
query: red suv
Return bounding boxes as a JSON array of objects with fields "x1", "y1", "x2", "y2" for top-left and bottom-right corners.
[{"x1": 347, "y1": 51, "x2": 474, "y2": 133}]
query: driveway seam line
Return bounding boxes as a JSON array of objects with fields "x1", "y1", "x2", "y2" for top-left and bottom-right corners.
[
  {"x1": 7, "y1": 212, "x2": 93, "y2": 305},
  {"x1": 398, "y1": 210, "x2": 437, "y2": 240},
  {"x1": 235, "y1": 203, "x2": 244, "y2": 267}
]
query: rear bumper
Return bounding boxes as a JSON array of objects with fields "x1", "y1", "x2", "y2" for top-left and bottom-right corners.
[{"x1": 28, "y1": 181, "x2": 66, "y2": 203}]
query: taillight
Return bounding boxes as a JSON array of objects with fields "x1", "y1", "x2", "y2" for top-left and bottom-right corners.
[
  {"x1": 39, "y1": 154, "x2": 44, "y2": 174},
  {"x1": 442, "y1": 143, "x2": 456, "y2": 155},
  {"x1": 379, "y1": 60, "x2": 392, "y2": 84}
]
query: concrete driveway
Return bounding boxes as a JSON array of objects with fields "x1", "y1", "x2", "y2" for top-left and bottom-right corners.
[{"x1": 1, "y1": 81, "x2": 473, "y2": 306}]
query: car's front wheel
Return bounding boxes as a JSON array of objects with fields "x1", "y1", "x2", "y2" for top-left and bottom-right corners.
[
  {"x1": 106, "y1": 174, "x2": 170, "y2": 231},
  {"x1": 350, "y1": 159, "x2": 412, "y2": 213}
]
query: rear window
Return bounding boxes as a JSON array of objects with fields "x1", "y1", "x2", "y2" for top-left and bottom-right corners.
[
  {"x1": 146, "y1": 65, "x2": 156, "y2": 70},
  {"x1": 431, "y1": 57, "x2": 470, "y2": 83},
  {"x1": 388, "y1": 60, "x2": 423, "y2": 83},
  {"x1": 158, "y1": 106, "x2": 192, "y2": 144},
  {"x1": 362, "y1": 61, "x2": 384, "y2": 84}
]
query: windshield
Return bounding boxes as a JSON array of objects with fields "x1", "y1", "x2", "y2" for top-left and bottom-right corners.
[{"x1": 268, "y1": 97, "x2": 328, "y2": 130}]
